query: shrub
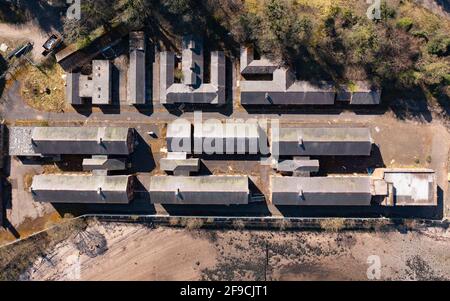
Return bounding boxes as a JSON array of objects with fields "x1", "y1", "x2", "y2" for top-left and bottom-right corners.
[
  {"x1": 232, "y1": 219, "x2": 245, "y2": 230},
  {"x1": 168, "y1": 217, "x2": 180, "y2": 226},
  {"x1": 274, "y1": 219, "x2": 292, "y2": 230},
  {"x1": 381, "y1": 2, "x2": 396, "y2": 20},
  {"x1": 23, "y1": 173, "x2": 34, "y2": 190},
  {"x1": 319, "y1": 218, "x2": 345, "y2": 232},
  {"x1": 427, "y1": 36, "x2": 450, "y2": 57},
  {"x1": 419, "y1": 61, "x2": 450, "y2": 86},
  {"x1": 396, "y1": 17, "x2": 414, "y2": 32},
  {"x1": 184, "y1": 218, "x2": 204, "y2": 230},
  {"x1": 76, "y1": 36, "x2": 92, "y2": 50}
]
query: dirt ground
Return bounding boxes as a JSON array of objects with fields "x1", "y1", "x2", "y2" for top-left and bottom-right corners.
[
  {"x1": 16, "y1": 220, "x2": 450, "y2": 281},
  {"x1": 0, "y1": 21, "x2": 49, "y2": 62}
]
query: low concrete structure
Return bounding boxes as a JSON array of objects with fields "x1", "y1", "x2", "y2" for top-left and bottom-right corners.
[
  {"x1": 9, "y1": 127, "x2": 134, "y2": 156},
  {"x1": 160, "y1": 152, "x2": 200, "y2": 176},
  {"x1": 160, "y1": 36, "x2": 225, "y2": 104},
  {"x1": 82, "y1": 155, "x2": 127, "y2": 171},
  {"x1": 66, "y1": 60, "x2": 112, "y2": 105},
  {"x1": 271, "y1": 127, "x2": 372, "y2": 157},
  {"x1": 166, "y1": 120, "x2": 192, "y2": 153},
  {"x1": 127, "y1": 31, "x2": 146, "y2": 105},
  {"x1": 380, "y1": 169, "x2": 436, "y2": 206},
  {"x1": 194, "y1": 121, "x2": 261, "y2": 154},
  {"x1": 31, "y1": 174, "x2": 134, "y2": 204},
  {"x1": 271, "y1": 176, "x2": 372, "y2": 206},
  {"x1": 149, "y1": 175, "x2": 249, "y2": 205},
  {"x1": 275, "y1": 158, "x2": 320, "y2": 176}
]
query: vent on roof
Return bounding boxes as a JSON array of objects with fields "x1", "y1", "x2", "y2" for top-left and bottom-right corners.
[
  {"x1": 175, "y1": 188, "x2": 183, "y2": 200},
  {"x1": 97, "y1": 127, "x2": 106, "y2": 144},
  {"x1": 298, "y1": 189, "x2": 305, "y2": 201},
  {"x1": 97, "y1": 187, "x2": 106, "y2": 200}
]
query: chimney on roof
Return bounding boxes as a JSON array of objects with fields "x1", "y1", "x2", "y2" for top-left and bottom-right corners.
[
  {"x1": 175, "y1": 188, "x2": 182, "y2": 200},
  {"x1": 97, "y1": 127, "x2": 106, "y2": 145}
]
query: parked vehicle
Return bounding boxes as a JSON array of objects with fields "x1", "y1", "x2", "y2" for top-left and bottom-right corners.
[{"x1": 42, "y1": 33, "x2": 64, "y2": 56}]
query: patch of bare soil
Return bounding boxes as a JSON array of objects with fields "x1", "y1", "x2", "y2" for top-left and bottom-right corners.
[
  {"x1": 21, "y1": 221, "x2": 217, "y2": 281},
  {"x1": 7, "y1": 221, "x2": 450, "y2": 281}
]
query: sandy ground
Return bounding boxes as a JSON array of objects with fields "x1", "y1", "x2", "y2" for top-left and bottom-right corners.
[
  {"x1": 19, "y1": 221, "x2": 450, "y2": 281},
  {"x1": 6, "y1": 158, "x2": 51, "y2": 227},
  {"x1": 0, "y1": 21, "x2": 49, "y2": 61},
  {"x1": 23, "y1": 222, "x2": 217, "y2": 281}
]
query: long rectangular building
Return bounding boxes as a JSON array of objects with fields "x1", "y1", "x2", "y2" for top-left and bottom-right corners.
[
  {"x1": 31, "y1": 127, "x2": 135, "y2": 155},
  {"x1": 271, "y1": 127, "x2": 372, "y2": 156},
  {"x1": 194, "y1": 122, "x2": 261, "y2": 154},
  {"x1": 127, "y1": 31, "x2": 146, "y2": 105},
  {"x1": 271, "y1": 176, "x2": 372, "y2": 206},
  {"x1": 149, "y1": 176, "x2": 249, "y2": 205},
  {"x1": 31, "y1": 175, "x2": 134, "y2": 204}
]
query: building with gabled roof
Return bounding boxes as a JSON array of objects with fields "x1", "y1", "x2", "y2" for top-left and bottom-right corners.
[
  {"x1": 149, "y1": 175, "x2": 249, "y2": 205},
  {"x1": 9, "y1": 127, "x2": 135, "y2": 156},
  {"x1": 31, "y1": 174, "x2": 134, "y2": 204},
  {"x1": 271, "y1": 176, "x2": 372, "y2": 206},
  {"x1": 127, "y1": 31, "x2": 146, "y2": 105},
  {"x1": 271, "y1": 127, "x2": 372, "y2": 157}
]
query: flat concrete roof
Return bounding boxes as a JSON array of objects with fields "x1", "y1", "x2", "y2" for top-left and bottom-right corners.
[
  {"x1": 92, "y1": 60, "x2": 112, "y2": 105},
  {"x1": 383, "y1": 170, "x2": 436, "y2": 206}
]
